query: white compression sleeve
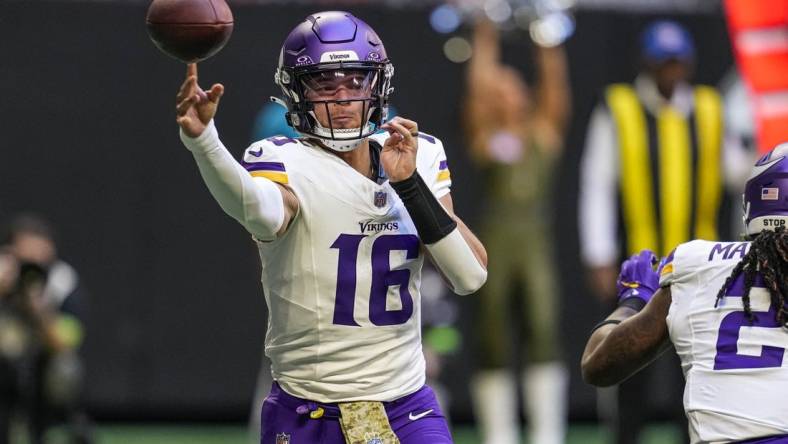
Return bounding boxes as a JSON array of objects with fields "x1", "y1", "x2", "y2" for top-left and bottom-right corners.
[
  {"x1": 425, "y1": 228, "x2": 487, "y2": 295},
  {"x1": 179, "y1": 120, "x2": 285, "y2": 241}
]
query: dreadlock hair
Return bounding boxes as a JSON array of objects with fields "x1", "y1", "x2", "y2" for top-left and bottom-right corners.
[{"x1": 715, "y1": 226, "x2": 788, "y2": 330}]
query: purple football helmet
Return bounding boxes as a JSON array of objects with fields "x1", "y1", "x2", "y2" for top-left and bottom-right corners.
[
  {"x1": 273, "y1": 11, "x2": 394, "y2": 152},
  {"x1": 743, "y1": 142, "x2": 788, "y2": 236}
]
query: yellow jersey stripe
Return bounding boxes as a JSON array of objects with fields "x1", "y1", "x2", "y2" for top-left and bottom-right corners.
[
  {"x1": 437, "y1": 170, "x2": 451, "y2": 182},
  {"x1": 250, "y1": 171, "x2": 289, "y2": 184},
  {"x1": 658, "y1": 105, "x2": 692, "y2": 255},
  {"x1": 694, "y1": 86, "x2": 723, "y2": 241},
  {"x1": 660, "y1": 262, "x2": 674, "y2": 277},
  {"x1": 607, "y1": 84, "x2": 659, "y2": 254}
]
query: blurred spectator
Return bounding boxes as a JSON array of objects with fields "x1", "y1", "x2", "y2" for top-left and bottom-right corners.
[
  {"x1": 463, "y1": 18, "x2": 570, "y2": 444},
  {"x1": 578, "y1": 20, "x2": 751, "y2": 444},
  {"x1": 0, "y1": 215, "x2": 91, "y2": 444}
]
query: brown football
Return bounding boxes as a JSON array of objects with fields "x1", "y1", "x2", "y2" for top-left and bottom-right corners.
[{"x1": 146, "y1": 0, "x2": 233, "y2": 63}]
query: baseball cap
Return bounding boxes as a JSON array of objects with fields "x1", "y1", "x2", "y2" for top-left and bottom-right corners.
[{"x1": 641, "y1": 20, "x2": 695, "y2": 63}]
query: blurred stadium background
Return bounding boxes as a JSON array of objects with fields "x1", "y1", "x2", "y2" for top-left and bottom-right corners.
[{"x1": 0, "y1": 0, "x2": 777, "y2": 442}]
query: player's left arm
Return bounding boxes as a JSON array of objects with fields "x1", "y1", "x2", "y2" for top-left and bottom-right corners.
[
  {"x1": 581, "y1": 288, "x2": 672, "y2": 386},
  {"x1": 581, "y1": 250, "x2": 673, "y2": 387},
  {"x1": 382, "y1": 117, "x2": 487, "y2": 295},
  {"x1": 438, "y1": 193, "x2": 487, "y2": 267}
]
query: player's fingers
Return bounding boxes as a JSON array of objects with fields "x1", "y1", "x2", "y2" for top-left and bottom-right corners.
[
  {"x1": 638, "y1": 249, "x2": 657, "y2": 266},
  {"x1": 385, "y1": 120, "x2": 414, "y2": 144},
  {"x1": 176, "y1": 75, "x2": 199, "y2": 103},
  {"x1": 207, "y1": 83, "x2": 224, "y2": 104},
  {"x1": 176, "y1": 95, "x2": 198, "y2": 116},
  {"x1": 381, "y1": 120, "x2": 402, "y2": 136},
  {"x1": 176, "y1": 115, "x2": 192, "y2": 128},
  {"x1": 380, "y1": 123, "x2": 403, "y2": 144},
  {"x1": 391, "y1": 116, "x2": 419, "y2": 135},
  {"x1": 176, "y1": 77, "x2": 191, "y2": 101},
  {"x1": 187, "y1": 63, "x2": 197, "y2": 79}
]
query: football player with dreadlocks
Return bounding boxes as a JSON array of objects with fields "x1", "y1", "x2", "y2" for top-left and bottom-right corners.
[
  {"x1": 173, "y1": 11, "x2": 487, "y2": 444},
  {"x1": 582, "y1": 142, "x2": 788, "y2": 443}
]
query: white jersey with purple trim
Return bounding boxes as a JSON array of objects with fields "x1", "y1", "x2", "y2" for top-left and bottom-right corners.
[
  {"x1": 240, "y1": 131, "x2": 452, "y2": 403},
  {"x1": 659, "y1": 240, "x2": 788, "y2": 443}
]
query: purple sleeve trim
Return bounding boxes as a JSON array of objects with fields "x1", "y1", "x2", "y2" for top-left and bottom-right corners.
[
  {"x1": 418, "y1": 133, "x2": 436, "y2": 144},
  {"x1": 243, "y1": 161, "x2": 287, "y2": 172}
]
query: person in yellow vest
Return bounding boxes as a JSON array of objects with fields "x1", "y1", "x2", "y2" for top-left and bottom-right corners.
[
  {"x1": 463, "y1": 18, "x2": 570, "y2": 444},
  {"x1": 579, "y1": 20, "x2": 751, "y2": 444}
]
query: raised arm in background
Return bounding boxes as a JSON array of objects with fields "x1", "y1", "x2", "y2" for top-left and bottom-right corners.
[{"x1": 463, "y1": 18, "x2": 570, "y2": 164}]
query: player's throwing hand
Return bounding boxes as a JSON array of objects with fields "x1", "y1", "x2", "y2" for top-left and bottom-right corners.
[
  {"x1": 381, "y1": 117, "x2": 419, "y2": 182},
  {"x1": 176, "y1": 63, "x2": 224, "y2": 138}
]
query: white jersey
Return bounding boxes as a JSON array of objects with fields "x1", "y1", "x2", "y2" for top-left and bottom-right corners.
[
  {"x1": 240, "y1": 132, "x2": 452, "y2": 403},
  {"x1": 660, "y1": 240, "x2": 788, "y2": 443}
]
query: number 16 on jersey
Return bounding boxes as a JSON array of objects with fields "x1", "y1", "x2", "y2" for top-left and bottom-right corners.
[{"x1": 331, "y1": 233, "x2": 420, "y2": 327}]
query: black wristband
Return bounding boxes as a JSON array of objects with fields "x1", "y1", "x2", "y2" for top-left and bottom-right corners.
[
  {"x1": 590, "y1": 319, "x2": 621, "y2": 334},
  {"x1": 618, "y1": 296, "x2": 647, "y2": 312},
  {"x1": 390, "y1": 171, "x2": 457, "y2": 244}
]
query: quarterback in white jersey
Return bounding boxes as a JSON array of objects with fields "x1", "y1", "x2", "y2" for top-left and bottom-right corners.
[
  {"x1": 243, "y1": 131, "x2": 452, "y2": 402},
  {"x1": 582, "y1": 142, "x2": 788, "y2": 444},
  {"x1": 173, "y1": 11, "x2": 486, "y2": 444}
]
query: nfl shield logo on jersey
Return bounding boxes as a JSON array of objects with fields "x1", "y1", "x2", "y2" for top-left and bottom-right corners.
[
  {"x1": 374, "y1": 191, "x2": 387, "y2": 208},
  {"x1": 275, "y1": 433, "x2": 290, "y2": 444}
]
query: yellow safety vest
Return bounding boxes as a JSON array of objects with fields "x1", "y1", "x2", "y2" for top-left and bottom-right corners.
[{"x1": 605, "y1": 83, "x2": 723, "y2": 256}]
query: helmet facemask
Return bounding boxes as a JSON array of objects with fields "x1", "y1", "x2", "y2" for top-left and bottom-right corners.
[{"x1": 276, "y1": 62, "x2": 393, "y2": 152}]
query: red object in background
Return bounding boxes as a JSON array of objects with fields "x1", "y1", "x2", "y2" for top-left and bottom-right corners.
[
  {"x1": 725, "y1": 0, "x2": 788, "y2": 153},
  {"x1": 725, "y1": 0, "x2": 788, "y2": 30}
]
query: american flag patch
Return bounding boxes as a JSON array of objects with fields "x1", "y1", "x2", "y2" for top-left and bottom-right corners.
[{"x1": 762, "y1": 187, "x2": 779, "y2": 200}]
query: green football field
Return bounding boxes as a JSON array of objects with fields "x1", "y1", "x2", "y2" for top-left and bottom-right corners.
[{"x1": 42, "y1": 422, "x2": 682, "y2": 444}]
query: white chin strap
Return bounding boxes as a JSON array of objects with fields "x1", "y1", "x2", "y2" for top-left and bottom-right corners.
[
  {"x1": 311, "y1": 123, "x2": 375, "y2": 152},
  {"x1": 746, "y1": 215, "x2": 788, "y2": 236}
]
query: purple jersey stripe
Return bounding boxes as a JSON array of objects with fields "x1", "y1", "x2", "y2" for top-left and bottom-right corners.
[
  {"x1": 657, "y1": 247, "x2": 677, "y2": 276},
  {"x1": 417, "y1": 133, "x2": 436, "y2": 144},
  {"x1": 737, "y1": 434, "x2": 788, "y2": 443},
  {"x1": 243, "y1": 161, "x2": 286, "y2": 172},
  {"x1": 438, "y1": 160, "x2": 448, "y2": 170},
  {"x1": 664, "y1": 248, "x2": 676, "y2": 265}
]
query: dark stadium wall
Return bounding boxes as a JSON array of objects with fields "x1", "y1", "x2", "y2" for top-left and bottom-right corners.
[{"x1": 0, "y1": 1, "x2": 732, "y2": 421}]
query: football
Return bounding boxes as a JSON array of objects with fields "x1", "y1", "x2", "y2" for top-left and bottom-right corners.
[{"x1": 146, "y1": 0, "x2": 233, "y2": 63}]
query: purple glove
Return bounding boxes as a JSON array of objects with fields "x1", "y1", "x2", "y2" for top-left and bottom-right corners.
[{"x1": 616, "y1": 249, "x2": 659, "y2": 309}]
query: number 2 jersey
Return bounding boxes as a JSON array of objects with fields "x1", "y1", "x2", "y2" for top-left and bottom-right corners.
[
  {"x1": 241, "y1": 132, "x2": 452, "y2": 403},
  {"x1": 659, "y1": 240, "x2": 788, "y2": 443}
]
